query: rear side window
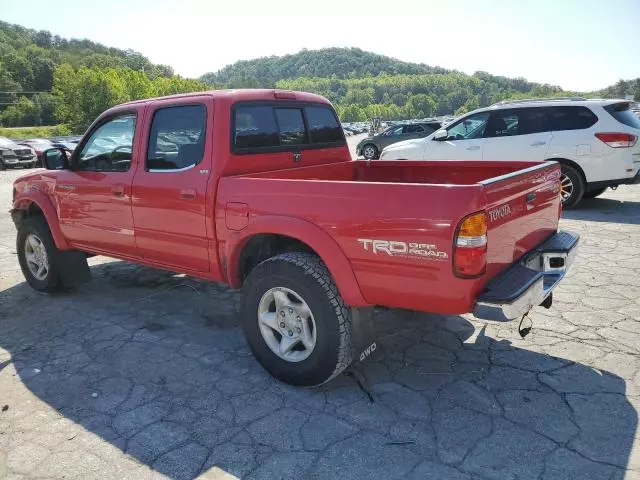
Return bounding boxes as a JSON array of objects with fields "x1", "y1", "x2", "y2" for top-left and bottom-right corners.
[
  {"x1": 147, "y1": 105, "x2": 206, "y2": 171},
  {"x1": 604, "y1": 102, "x2": 640, "y2": 130},
  {"x1": 305, "y1": 106, "x2": 343, "y2": 143},
  {"x1": 547, "y1": 106, "x2": 598, "y2": 131},
  {"x1": 233, "y1": 103, "x2": 345, "y2": 152}
]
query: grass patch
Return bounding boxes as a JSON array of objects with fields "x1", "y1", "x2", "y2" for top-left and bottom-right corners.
[{"x1": 0, "y1": 125, "x2": 73, "y2": 139}]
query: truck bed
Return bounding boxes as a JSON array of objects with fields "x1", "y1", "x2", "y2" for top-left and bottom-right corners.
[
  {"x1": 218, "y1": 159, "x2": 561, "y2": 314},
  {"x1": 236, "y1": 159, "x2": 545, "y2": 185}
]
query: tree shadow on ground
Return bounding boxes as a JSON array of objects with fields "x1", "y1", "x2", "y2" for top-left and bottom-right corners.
[
  {"x1": 562, "y1": 196, "x2": 640, "y2": 225},
  {"x1": 0, "y1": 261, "x2": 636, "y2": 479}
]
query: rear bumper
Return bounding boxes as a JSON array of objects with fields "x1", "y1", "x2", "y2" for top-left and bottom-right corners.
[{"x1": 473, "y1": 231, "x2": 579, "y2": 322}]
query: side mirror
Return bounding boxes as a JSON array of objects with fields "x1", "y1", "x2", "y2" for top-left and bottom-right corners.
[
  {"x1": 433, "y1": 129, "x2": 448, "y2": 141},
  {"x1": 43, "y1": 148, "x2": 70, "y2": 170}
]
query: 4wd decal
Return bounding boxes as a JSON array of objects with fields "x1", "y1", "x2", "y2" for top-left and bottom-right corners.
[{"x1": 358, "y1": 239, "x2": 448, "y2": 259}]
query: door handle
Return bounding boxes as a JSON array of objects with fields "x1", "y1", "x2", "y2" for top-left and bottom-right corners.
[
  {"x1": 180, "y1": 189, "x2": 196, "y2": 200},
  {"x1": 111, "y1": 184, "x2": 125, "y2": 197},
  {"x1": 530, "y1": 141, "x2": 546, "y2": 147},
  {"x1": 56, "y1": 184, "x2": 75, "y2": 192},
  {"x1": 466, "y1": 146, "x2": 480, "y2": 151}
]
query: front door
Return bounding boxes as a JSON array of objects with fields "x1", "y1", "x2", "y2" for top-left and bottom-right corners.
[
  {"x1": 483, "y1": 107, "x2": 552, "y2": 161},
  {"x1": 131, "y1": 98, "x2": 213, "y2": 272},
  {"x1": 55, "y1": 113, "x2": 138, "y2": 255},
  {"x1": 423, "y1": 111, "x2": 489, "y2": 160}
]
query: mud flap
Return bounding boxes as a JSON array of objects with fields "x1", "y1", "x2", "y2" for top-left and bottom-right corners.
[
  {"x1": 55, "y1": 250, "x2": 92, "y2": 288},
  {"x1": 350, "y1": 307, "x2": 378, "y2": 366}
]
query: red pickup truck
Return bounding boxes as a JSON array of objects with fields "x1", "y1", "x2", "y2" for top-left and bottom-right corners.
[{"x1": 11, "y1": 89, "x2": 578, "y2": 386}]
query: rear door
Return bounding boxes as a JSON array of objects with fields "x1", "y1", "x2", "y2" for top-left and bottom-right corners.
[
  {"x1": 423, "y1": 111, "x2": 489, "y2": 160},
  {"x1": 131, "y1": 97, "x2": 214, "y2": 272},
  {"x1": 482, "y1": 163, "x2": 561, "y2": 280},
  {"x1": 483, "y1": 107, "x2": 552, "y2": 161}
]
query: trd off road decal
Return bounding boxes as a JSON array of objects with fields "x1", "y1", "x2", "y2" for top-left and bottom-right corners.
[{"x1": 357, "y1": 239, "x2": 448, "y2": 260}]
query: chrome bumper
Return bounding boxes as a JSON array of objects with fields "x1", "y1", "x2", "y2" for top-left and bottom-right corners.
[{"x1": 473, "y1": 231, "x2": 579, "y2": 322}]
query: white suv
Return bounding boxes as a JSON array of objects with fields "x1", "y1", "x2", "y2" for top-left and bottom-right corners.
[{"x1": 379, "y1": 98, "x2": 640, "y2": 207}]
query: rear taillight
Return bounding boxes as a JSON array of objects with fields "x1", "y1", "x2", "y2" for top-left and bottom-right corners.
[
  {"x1": 454, "y1": 211, "x2": 487, "y2": 278},
  {"x1": 595, "y1": 132, "x2": 637, "y2": 148}
]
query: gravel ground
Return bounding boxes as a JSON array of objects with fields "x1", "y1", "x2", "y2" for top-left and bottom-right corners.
[{"x1": 0, "y1": 144, "x2": 639, "y2": 479}]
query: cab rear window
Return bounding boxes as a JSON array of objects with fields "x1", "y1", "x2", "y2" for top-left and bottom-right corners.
[{"x1": 233, "y1": 103, "x2": 344, "y2": 152}]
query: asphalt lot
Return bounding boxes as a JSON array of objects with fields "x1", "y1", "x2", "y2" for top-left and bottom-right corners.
[{"x1": 1, "y1": 136, "x2": 639, "y2": 479}]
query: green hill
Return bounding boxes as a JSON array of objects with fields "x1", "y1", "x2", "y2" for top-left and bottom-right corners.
[
  {"x1": 199, "y1": 47, "x2": 450, "y2": 87},
  {"x1": 0, "y1": 21, "x2": 205, "y2": 131}
]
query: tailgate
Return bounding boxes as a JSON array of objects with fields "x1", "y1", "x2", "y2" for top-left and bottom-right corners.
[{"x1": 481, "y1": 162, "x2": 561, "y2": 280}]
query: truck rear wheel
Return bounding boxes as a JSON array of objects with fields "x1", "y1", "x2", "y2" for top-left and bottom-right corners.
[
  {"x1": 241, "y1": 252, "x2": 352, "y2": 386},
  {"x1": 17, "y1": 216, "x2": 62, "y2": 293}
]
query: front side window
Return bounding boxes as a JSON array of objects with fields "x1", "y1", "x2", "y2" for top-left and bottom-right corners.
[
  {"x1": 147, "y1": 105, "x2": 206, "y2": 171},
  {"x1": 445, "y1": 112, "x2": 490, "y2": 140},
  {"x1": 404, "y1": 125, "x2": 425, "y2": 134},
  {"x1": 485, "y1": 111, "x2": 519, "y2": 138},
  {"x1": 385, "y1": 126, "x2": 404, "y2": 136},
  {"x1": 77, "y1": 114, "x2": 136, "y2": 172}
]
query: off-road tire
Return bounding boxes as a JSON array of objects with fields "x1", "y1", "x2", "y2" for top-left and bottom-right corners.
[
  {"x1": 17, "y1": 216, "x2": 62, "y2": 293},
  {"x1": 241, "y1": 252, "x2": 352, "y2": 386}
]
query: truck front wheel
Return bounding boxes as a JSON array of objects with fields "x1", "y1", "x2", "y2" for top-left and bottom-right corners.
[
  {"x1": 241, "y1": 252, "x2": 353, "y2": 386},
  {"x1": 17, "y1": 216, "x2": 62, "y2": 293}
]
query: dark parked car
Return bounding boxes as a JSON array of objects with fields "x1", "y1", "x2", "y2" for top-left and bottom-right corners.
[
  {"x1": 50, "y1": 141, "x2": 77, "y2": 152},
  {"x1": 0, "y1": 137, "x2": 38, "y2": 170},
  {"x1": 356, "y1": 122, "x2": 441, "y2": 159},
  {"x1": 17, "y1": 139, "x2": 54, "y2": 166}
]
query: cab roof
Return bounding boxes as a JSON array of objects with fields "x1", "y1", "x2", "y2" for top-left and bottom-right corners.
[{"x1": 119, "y1": 89, "x2": 331, "y2": 107}]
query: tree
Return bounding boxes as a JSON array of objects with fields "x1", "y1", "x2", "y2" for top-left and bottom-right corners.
[
  {"x1": 406, "y1": 94, "x2": 436, "y2": 118},
  {"x1": 1, "y1": 97, "x2": 40, "y2": 126}
]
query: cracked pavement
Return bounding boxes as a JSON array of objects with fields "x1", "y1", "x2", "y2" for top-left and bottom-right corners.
[{"x1": 1, "y1": 152, "x2": 639, "y2": 479}]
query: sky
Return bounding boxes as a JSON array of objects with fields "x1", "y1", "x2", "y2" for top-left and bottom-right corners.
[{"x1": 2, "y1": 0, "x2": 639, "y2": 91}]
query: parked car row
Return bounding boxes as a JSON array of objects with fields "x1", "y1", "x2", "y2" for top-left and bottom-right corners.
[
  {"x1": 374, "y1": 97, "x2": 640, "y2": 207},
  {"x1": 0, "y1": 136, "x2": 80, "y2": 170},
  {"x1": 356, "y1": 120, "x2": 442, "y2": 160}
]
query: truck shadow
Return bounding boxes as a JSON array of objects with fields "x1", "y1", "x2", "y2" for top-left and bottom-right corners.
[
  {"x1": 0, "y1": 261, "x2": 636, "y2": 479},
  {"x1": 562, "y1": 196, "x2": 640, "y2": 225}
]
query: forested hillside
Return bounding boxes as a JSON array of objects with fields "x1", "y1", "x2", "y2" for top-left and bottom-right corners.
[
  {"x1": 200, "y1": 47, "x2": 450, "y2": 86},
  {"x1": 199, "y1": 47, "x2": 572, "y2": 120},
  {"x1": 201, "y1": 47, "x2": 639, "y2": 121},
  {"x1": 1, "y1": 21, "x2": 637, "y2": 131},
  {"x1": 0, "y1": 21, "x2": 206, "y2": 131}
]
